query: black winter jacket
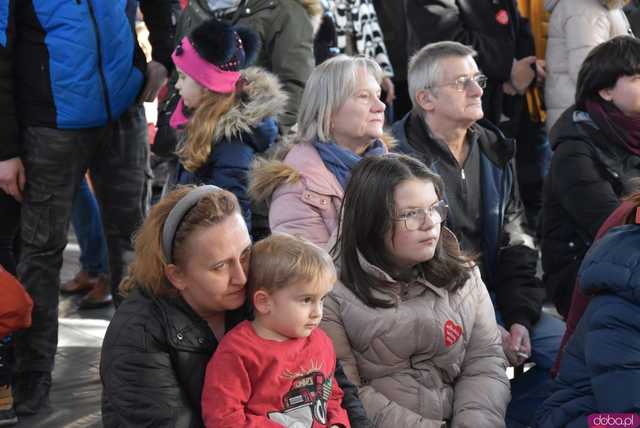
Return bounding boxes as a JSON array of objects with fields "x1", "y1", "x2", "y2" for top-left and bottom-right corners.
[
  {"x1": 404, "y1": 0, "x2": 534, "y2": 124},
  {"x1": 100, "y1": 287, "x2": 372, "y2": 428},
  {"x1": 541, "y1": 106, "x2": 640, "y2": 317}
]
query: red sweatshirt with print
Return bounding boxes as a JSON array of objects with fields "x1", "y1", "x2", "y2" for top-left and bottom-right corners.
[{"x1": 202, "y1": 320, "x2": 350, "y2": 428}]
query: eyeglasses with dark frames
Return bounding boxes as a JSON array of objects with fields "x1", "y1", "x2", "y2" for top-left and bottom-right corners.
[{"x1": 394, "y1": 200, "x2": 448, "y2": 231}]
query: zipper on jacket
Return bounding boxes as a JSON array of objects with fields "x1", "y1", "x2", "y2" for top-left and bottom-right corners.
[
  {"x1": 234, "y1": 1, "x2": 277, "y2": 21},
  {"x1": 460, "y1": 168, "x2": 467, "y2": 198},
  {"x1": 86, "y1": 0, "x2": 113, "y2": 122}
]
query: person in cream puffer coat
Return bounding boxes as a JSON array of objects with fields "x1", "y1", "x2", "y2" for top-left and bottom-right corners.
[
  {"x1": 322, "y1": 234, "x2": 510, "y2": 427},
  {"x1": 321, "y1": 154, "x2": 510, "y2": 428},
  {"x1": 544, "y1": 0, "x2": 632, "y2": 131}
]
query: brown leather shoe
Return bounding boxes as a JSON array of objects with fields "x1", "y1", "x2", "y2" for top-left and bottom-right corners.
[
  {"x1": 77, "y1": 274, "x2": 113, "y2": 310},
  {"x1": 60, "y1": 271, "x2": 95, "y2": 295}
]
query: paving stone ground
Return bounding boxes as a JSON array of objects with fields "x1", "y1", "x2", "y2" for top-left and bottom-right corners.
[{"x1": 16, "y1": 236, "x2": 112, "y2": 428}]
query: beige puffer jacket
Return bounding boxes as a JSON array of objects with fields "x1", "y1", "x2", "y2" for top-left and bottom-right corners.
[
  {"x1": 544, "y1": 0, "x2": 631, "y2": 131},
  {"x1": 321, "y1": 232, "x2": 510, "y2": 428}
]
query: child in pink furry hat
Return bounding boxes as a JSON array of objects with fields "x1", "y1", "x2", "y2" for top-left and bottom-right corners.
[{"x1": 169, "y1": 19, "x2": 287, "y2": 234}]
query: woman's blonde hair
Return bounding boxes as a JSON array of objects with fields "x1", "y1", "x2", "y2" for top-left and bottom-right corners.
[
  {"x1": 120, "y1": 185, "x2": 241, "y2": 297},
  {"x1": 177, "y1": 90, "x2": 239, "y2": 171},
  {"x1": 297, "y1": 55, "x2": 383, "y2": 143},
  {"x1": 247, "y1": 234, "x2": 336, "y2": 299}
]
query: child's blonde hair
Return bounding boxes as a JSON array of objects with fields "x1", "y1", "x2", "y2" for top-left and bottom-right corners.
[
  {"x1": 248, "y1": 234, "x2": 337, "y2": 298},
  {"x1": 177, "y1": 90, "x2": 239, "y2": 171}
]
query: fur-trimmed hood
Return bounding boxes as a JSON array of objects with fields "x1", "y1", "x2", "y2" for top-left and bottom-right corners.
[
  {"x1": 213, "y1": 66, "x2": 287, "y2": 144},
  {"x1": 249, "y1": 132, "x2": 396, "y2": 204}
]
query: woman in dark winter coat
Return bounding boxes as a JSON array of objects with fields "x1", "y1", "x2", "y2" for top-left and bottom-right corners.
[
  {"x1": 170, "y1": 19, "x2": 286, "y2": 231},
  {"x1": 541, "y1": 35, "x2": 640, "y2": 317},
  {"x1": 100, "y1": 186, "x2": 371, "y2": 428},
  {"x1": 534, "y1": 211, "x2": 640, "y2": 427}
]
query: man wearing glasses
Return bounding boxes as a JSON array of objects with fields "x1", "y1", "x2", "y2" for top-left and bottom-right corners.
[{"x1": 392, "y1": 41, "x2": 565, "y2": 428}]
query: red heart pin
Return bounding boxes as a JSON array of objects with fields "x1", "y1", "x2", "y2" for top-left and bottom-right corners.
[
  {"x1": 444, "y1": 320, "x2": 463, "y2": 347},
  {"x1": 495, "y1": 9, "x2": 509, "y2": 26}
]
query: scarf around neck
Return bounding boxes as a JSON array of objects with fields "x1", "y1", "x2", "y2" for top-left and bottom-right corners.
[
  {"x1": 170, "y1": 98, "x2": 193, "y2": 129},
  {"x1": 312, "y1": 137, "x2": 386, "y2": 189},
  {"x1": 585, "y1": 99, "x2": 640, "y2": 157}
]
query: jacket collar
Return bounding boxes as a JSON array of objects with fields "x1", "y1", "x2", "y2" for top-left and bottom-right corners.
[
  {"x1": 147, "y1": 288, "x2": 247, "y2": 352},
  {"x1": 213, "y1": 67, "x2": 287, "y2": 145},
  {"x1": 393, "y1": 112, "x2": 515, "y2": 169},
  {"x1": 285, "y1": 142, "x2": 345, "y2": 196}
]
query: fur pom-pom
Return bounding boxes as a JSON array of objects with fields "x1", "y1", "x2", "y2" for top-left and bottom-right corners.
[{"x1": 190, "y1": 19, "x2": 238, "y2": 65}]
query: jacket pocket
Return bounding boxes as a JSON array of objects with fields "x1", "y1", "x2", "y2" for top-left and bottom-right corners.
[
  {"x1": 21, "y1": 192, "x2": 53, "y2": 248},
  {"x1": 301, "y1": 189, "x2": 334, "y2": 211}
]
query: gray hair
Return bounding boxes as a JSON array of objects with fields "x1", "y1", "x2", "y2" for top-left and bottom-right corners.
[
  {"x1": 297, "y1": 55, "x2": 383, "y2": 143},
  {"x1": 408, "y1": 41, "x2": 477, "y2": 110}
]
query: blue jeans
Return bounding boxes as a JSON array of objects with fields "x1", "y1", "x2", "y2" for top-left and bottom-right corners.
[
  {"x1": 71, "y1": 177, "x2": 109, "y2": 276},
  {"x1": 497, "y1": 312, "x2": 566, "y2": 428}
]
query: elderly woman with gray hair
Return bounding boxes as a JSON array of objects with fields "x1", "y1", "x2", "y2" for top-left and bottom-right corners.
[{"x1": 250, "y1": 55, "x2": 391, "y2": 247}]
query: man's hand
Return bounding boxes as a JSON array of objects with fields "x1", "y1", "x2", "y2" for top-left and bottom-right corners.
[
  {"x1": 502, "y1": 81, "x2": 518, "y2": 96},
  {"x1": 510, "y1": 56, "x2": 537, "y2": 94},
  {"x1": 381, "y1": 76, "x2": 396, "y2": 105},
  {"x1": 139, "y1": 60, "x2": 168, "y2": 103},
  {"x1": 0, "y1": 157, "x2": 26, "y2": 202},
  {"x1": 498, "y1": 324, "x2": 531, "y2": 367}
]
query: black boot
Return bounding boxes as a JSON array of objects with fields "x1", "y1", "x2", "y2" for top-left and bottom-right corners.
[
  {"x1": 0, "y1": 337, "x2": 17, "y2": 425},
  {"x1": 13, "y1": 371, "x2": 51, "y2": 415}
]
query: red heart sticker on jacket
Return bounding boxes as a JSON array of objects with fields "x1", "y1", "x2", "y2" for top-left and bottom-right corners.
[
  {"x1": 444, "y1": 320, "x2": 463, "y2": 347},
  {"x1": 495, "y1": 9, "x2": 509, "y2": 25}
]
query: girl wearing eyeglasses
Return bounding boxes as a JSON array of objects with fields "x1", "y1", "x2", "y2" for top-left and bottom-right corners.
[{"x1": 321, "y1": 154, "x2": 510, "y2": 428}]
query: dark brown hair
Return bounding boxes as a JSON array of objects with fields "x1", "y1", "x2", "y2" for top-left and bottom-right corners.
[
  {"x1": 576, "y1": 36, "x2": 640, "y2": 109},
  {"x1": 331, "y1": 154, "x2": 473, "y2": 308}
]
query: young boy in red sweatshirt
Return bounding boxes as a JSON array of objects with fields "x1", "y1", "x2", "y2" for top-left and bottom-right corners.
[{"x1": 201, "y1": 233, "x2": 350, "y2": 428}]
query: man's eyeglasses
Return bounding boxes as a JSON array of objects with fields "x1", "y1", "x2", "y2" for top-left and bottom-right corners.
[
  {"x1": 427, "y1": 74, "x2": 488, "y2": 92},
  {"x1": 394, "y1": 200, "x2": 448, "y2": 231}
]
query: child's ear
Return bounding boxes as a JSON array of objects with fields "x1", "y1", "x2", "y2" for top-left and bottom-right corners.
[{"x1": 252, "y1": 290, "x2": 271, "y2": 315}]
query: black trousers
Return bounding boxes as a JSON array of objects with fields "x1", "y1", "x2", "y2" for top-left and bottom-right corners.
[{"x1": 15, "y1": 105, "x2": 148, "y2": 374}]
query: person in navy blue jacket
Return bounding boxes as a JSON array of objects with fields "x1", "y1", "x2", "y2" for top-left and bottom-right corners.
[
  {"x1": 168, "y1": 19, "x2": 286, "y2": 232},
  {"x1": 0, "y1": 0, "x2": 173, "y2": 417},
  {"x1": 534, "y1": 214, "x2": 640, "y2": 428}
]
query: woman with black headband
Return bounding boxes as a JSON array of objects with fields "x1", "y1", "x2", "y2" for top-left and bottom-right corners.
[{"x1": 99, "y1": 185, "x2": 371, "y2": 427}]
